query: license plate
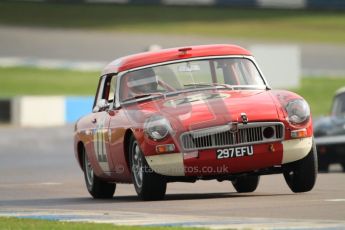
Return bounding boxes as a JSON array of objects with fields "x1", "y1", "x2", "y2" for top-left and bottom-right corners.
[{"x1": 216, "y1": 145, "x2": 253, "y2": 159}]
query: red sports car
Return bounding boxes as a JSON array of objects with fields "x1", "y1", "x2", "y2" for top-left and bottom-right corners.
[{"x1": 74, "y1": 44, "x2": 317, "y2": 200}]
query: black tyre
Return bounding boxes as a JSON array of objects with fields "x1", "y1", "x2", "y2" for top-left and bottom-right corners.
[
  {"x1": 83, "y1": 147, "x2": 116, "y2": 199},
  {"x1": 342, "y1": 162, "x2": 345, "y2": 172},
  {"x1": 232, "y1": 175, "x2": 260, "y2": 193},
  {"x1": 283, "y1": 140, "x2": 318, "y2": 193},
  {"x1": 129, "y1": 136, "x2": 166, "y2": 201}
]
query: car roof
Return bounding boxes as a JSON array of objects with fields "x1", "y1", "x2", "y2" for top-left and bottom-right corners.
[
  {"x1": 335, "y1": 87, "x2": 345, "y2": 96},
  {"x1": 101, "y1": 44, "x2": 252, "y2": 75}
]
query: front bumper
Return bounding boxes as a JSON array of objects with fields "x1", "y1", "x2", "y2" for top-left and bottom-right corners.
[
  {"x1": 282, "y1": 137, "x2": 313, "y2": 164},
  {"x1": 145, "y1": 137, "x2": 313, "y2": 177}
]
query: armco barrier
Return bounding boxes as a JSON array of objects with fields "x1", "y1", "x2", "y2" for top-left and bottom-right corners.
[{"x1": 30, "y1": 0, "x2": 345, "y2": 9}]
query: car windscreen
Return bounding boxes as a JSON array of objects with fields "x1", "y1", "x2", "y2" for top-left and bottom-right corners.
[
  {"x1": 332, "y1": 93, "x2": 345, "y2": 116},
  {"x1": 119, "y1": 58, "x2": 266, "y2": 102}
]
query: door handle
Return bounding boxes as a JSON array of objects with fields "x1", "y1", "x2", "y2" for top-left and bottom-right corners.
[{"x1": 91, "y1": 118, "x2": 97, "y2": 124}]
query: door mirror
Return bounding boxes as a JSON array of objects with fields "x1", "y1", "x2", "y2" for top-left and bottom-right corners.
[{"x1": 93, "y1": 99, "x2": 110, "y2": 112}]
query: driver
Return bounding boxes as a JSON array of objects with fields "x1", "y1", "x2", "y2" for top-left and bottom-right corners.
[{"x1": 127, "y1": 68, "x2": 158, "y2": 95}]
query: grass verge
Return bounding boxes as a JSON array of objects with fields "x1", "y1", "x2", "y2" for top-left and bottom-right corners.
[
  {"x1": 292, "y1": 77, "x2": 344, "y2": 116},
  {"x1": 0, "y1": 217, "x2": 203, "y2": 230},
  {"x1": 0, "y1": 2, "x2": 345, "y2": 43},
  {"x1": 0, "y1": 67, "x2": 99, "y2": 96},
  {"x1": 0, "y1": 67, "x2": 344, "y2": 116}
]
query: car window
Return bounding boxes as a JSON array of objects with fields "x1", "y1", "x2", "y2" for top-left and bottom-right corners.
[
  {"x1": 93, "y1": 75, "x2": 107, "y2": 111},
  {"x1": 93, "y1": 74, "x2": 117, "y2": 112},
  {"x1": 119, "y1": 57, "x2": 265, "y2": 102},
  {"x1": 108, "y1": 75, "x2": 117, "y2": 103}
]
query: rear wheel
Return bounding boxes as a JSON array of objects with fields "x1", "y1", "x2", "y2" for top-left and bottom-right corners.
[
  {"x1": 283, "y1": 140, "x2": 318, "y2": 193},
  {"x1": 83, "y1": 148, "x2": 116, "y2": 199},
  {"x1": 129, "y1": 136, "x2": 166, "y2": 201},
  {"x1": 232, "y1": 175, "x2": 260, "y2": 193}
]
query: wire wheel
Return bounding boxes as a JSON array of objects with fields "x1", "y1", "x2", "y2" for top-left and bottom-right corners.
[
  {"x1": 84, "y1": 152, "x2": 94, "y2": 187},
  {"x1": 131, "y1": 141, "x2": 143, "y2": 189},
  {"x1": 128, "y1": 135, "x2": 167, "y2": 201}
]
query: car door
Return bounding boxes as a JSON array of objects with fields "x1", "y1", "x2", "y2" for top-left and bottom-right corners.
[{"x1": 90, "y1": 74, "x2": 115, "y2": 175}]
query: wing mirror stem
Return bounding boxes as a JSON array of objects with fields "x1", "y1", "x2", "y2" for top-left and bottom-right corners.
[{"x1": 93, "y1": 99, "x2": 110, "y2": 113}]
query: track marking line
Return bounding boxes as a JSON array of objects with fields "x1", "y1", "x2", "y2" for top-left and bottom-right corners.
[
  {"x1": 0, "y1": 182, "x2": 62, "y2": 188},
  {"x1": 325, "y1": 199, "x2": 345, "y2": 202}
]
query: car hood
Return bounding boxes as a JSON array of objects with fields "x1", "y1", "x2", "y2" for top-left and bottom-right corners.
[{"x1": 130, "y1": 89, "x2": 280, "y2": 131}]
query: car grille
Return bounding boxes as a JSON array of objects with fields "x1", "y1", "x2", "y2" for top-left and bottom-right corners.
[{"x1": 180, "y1": 122, "x2": 284, "y2": 151}]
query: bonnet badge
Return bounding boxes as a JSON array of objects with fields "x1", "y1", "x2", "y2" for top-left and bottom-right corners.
[{"x1": 241, "y1": 113, "x2": 248, "y2": 124}]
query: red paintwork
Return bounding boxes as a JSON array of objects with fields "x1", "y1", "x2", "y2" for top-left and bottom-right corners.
[
  {"x1": 74, "y1": 44, "x2": 313, "y2": 183},
  {"x1": 130, "y1": 90, "x2": 282, "y2": 156},
  {"x1": 102, "y1": 44, "x2": 251, "y2": 75}
]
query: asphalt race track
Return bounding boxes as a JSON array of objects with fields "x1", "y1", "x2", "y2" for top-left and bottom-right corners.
[
  {"x1": 0, "y1": 126, "x2": 345, "y2": 229},
  {"x1": 1, "y1": 26, "x2": 345, "y2": 76}
]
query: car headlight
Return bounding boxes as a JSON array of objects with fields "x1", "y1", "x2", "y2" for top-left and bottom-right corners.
[
  {"x1": 144, "y1": 116, "x2": 172, "y2": 141},
  {"x1": 285, "y1": 99, "x2": 310, "y2": 125}
]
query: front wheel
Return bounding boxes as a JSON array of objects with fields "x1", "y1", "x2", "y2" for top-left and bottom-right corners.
[
  {"x1": 232, "y1": 175, "x2": 260, "y2": 193},
  {"x1": 129, "y1": 136, "x2": 166, "y2": 201},
  {"x1": 283, "y1": 140, "x2": 318, "y2": 193},
  {"x1": 83, "y1": 148, "x2": 116, "y2": 199}
]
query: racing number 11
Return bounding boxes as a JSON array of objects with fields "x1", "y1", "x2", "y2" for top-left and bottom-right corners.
[{"x1": 95, "y1": 129, "x2": 108, "y2": 162}]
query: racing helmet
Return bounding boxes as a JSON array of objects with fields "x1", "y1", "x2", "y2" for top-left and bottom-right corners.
[{"x1": 127, "y1": 68, "x2": 158, "y2": 94}]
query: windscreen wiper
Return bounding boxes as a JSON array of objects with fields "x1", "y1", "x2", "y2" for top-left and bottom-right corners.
[
  {"x1": 184, "y1": 83, "x2": 234, "y2": 90},
  {"x1": 230, "y1": 85, "x2": 267, "y2": 90},
  {"x1": 121, "y1": 93, "x2": 164, "y2": 103},
  {"x1": 184, "y1": 83, "x2": 213, "y2": 88}
]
